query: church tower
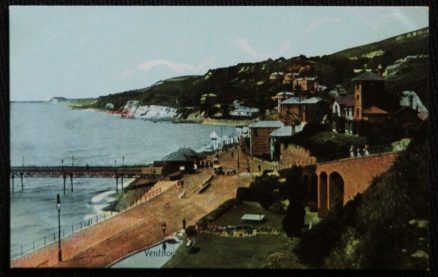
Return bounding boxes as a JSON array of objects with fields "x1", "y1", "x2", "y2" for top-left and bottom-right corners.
[
  {"x1": 354, "y1": 82, "x2": 363, "y2": 120},
  {"x1": 352, "y1": 71, "x2": 385, "y2": 121}
]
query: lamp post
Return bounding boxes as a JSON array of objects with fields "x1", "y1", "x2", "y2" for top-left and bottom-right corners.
[
  {"x1": 56, "y1": 193, "x2": 63, "y2": 262},
  {"x1": 121, "y1": 156, "x2": 125, "y2": 189}
]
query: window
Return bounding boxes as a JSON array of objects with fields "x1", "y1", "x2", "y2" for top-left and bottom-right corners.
[
  {"x1": 356, "y1": 94, "x2": 360, "y2": 101},
  {"x1": 356, "y1": 108, "x2": 360, "y2": 117}
]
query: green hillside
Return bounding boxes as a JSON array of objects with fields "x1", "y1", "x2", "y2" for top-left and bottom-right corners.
[{"x1": 85, "y1": 27, "x2": 428, "y2": 113}]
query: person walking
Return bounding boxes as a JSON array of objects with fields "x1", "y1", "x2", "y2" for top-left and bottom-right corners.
[
  {"x1": 349, "y1": 145, "x2": 355, "y2": 157},
  {"x1": 182, "y1": 218, "x2": 187, "y2": 230},
  {"x1": 161, "y1": 222, "x2": 167, "y2": 237}
]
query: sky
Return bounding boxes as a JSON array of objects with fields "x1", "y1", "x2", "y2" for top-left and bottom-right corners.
[{"x1": 10, "y1": 6, "x2": 428, "y2": 101}]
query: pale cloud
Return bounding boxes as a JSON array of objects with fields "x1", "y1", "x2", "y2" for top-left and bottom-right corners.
[
  {"x1": 120, "y1": 68, "x2": 135, "y2": 77},
  {"x1": 120, "y1": 57, "x2": 216, "y2": 78},
  {"x1": 370, "y1": 12, "x2": 408, "y2": 30},
  {"x1": 301, "y1": 16, "x2": 341, "y2": 35},
  {"x1": 232, "y1": 38, "x2": 273, "y2": 60}
]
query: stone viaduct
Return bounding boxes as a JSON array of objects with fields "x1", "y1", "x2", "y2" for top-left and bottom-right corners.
[{"x1": 301, "y1": 151, "x2": 401, "y2": 215}]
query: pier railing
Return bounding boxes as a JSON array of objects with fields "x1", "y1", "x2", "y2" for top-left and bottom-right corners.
[{"x1": 10, "y1": 210, "x2": 118, "y2": 259}]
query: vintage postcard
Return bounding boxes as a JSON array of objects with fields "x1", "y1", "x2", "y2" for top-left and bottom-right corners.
[{"x1": 9, "y1": 6, "x2": 429, "y2": 269}]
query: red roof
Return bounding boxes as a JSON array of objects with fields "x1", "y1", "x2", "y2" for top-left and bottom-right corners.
[{"x1": 362, "y1": 106, "x2": 388, "y2": 115}]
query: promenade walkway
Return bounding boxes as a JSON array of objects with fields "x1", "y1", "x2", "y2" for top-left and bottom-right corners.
[{"x1": 11, "y1": 165, "x2": 252, "y2": 267}]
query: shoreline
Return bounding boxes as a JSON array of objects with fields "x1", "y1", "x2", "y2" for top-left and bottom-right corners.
[{"x1": 67, "y1": 104, "x2": 254, "y2": 127}]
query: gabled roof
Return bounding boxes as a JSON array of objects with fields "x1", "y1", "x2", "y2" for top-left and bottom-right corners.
[
  {"x1": 301, "y1": 97, "x2": 321, "y2": 104},
  {"x1": 362, "y1": 105, "x2": 388, "y2": 115},
  {"x1": 249, "y1": 120, "x2": 284, "y2": 129},
  {"x1": 280, "y1": 97, "x2": 300, "y2": 104},
  {"x1": 334, "y1": 95, "x2": 354, "y2": 107},
  {"x1": 162, "y1": 148, "x2": 199, "y2": 162},
  {"x1": 351, "y1": 71, "x2": 384, "y2": 81},
  {"x1": 393, "y1": 106, "x2": 429, "y2": 121},
  {"x1": 276, "y1": 91, "x2": 294, "y2": 96},
  {"x1": 270, "y1": 125, "x2": 304, "y2": 137},
  {"x1": 280, "y1": 97, "x2": 321, "y2": 105}
]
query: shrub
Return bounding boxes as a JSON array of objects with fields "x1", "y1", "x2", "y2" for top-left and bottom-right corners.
[{"x1": 282, "y1": 201, "x2": 305, "y2": 237}]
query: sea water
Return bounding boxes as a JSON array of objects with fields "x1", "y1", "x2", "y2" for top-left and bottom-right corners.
[{"x1": 10, "y1": 102, "x2": 235, "y2": 258}]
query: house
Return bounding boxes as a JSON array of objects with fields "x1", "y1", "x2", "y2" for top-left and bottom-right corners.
[
  {"x1": 283, "y1": 73, "x2": 294, "y2": 84},
  {"x1": 390, "y1": 106, "x2": 427, "y2": 138},
  {"x1": 362, "y1": 105, "x2": 389, "y2": 124},
  {"x1": 390, "y1": 91, "x2": 428, "y2": 137},
  {"x1": 293, "y1": 76, "x2": 319, "y2": 91},
  {"x1": 328, "y1": 84, "x2": 348, "y2": 98},
  {"x1": 353, "y1": 68, "x2": 372, "y2": 74},
  {"x1": 352, "y1": 71, "x2": 386, "y2": 121},
  {"x1": 350, "y1": 70, "x2": 399, "y2": 134},
  {"x1": 269, "y1": 123, "x2": 305, "y2": 160},
  {"x1": 229, "y1": 100, "x2": 259, "y2": 118},
  {"x1": 269, "y1": 72, "x2": 285, "y2": 81},
  {"x1": 200, "y1": 93, "x2": 218, "y2": 106},
  {"x1": 154, "y1": 148, "x2": 201, "y2": 175},
  {"x1": 279, "y1": 96, "x2": 322, "y2": 123},
  {"x1": 248, "y1": 121, "x2": 284, "y2": 158},
  {"x1": 271, "y1": 91, "x2": 294, "y2": 111},
  {"x1": 331, "y1": 95, "x2": 354, "y2": 134},
  {"x1": 283, "y1": 72, "x2": 299, "y2": 84}
]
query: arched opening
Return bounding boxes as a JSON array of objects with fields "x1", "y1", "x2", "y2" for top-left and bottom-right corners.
[
  {"x1": 329, "y1": 172, "x2": 344, "y2": 211},
  {"x1": 319, "y1": 172, "x2": 328, "y2": 213},
  {"x1": 309, "y1": 173, "x2": 318, "y2": 211}
]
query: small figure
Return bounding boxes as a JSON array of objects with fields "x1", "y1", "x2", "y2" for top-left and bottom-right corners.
[
  {"x1": 161, "y1": 222, "x2": 167, "y2": 237},
  {"x1": 182, "y1": 218, "x2": 187, "y2": 230},
  {"x1": 186, "y1": 237, "x2": 192, "y2": 248},
  {"x1": 364, "y1": 144, "x2": 370, "y2": 156},
  {"x1": 349, "y1": 145, "x2": 355, "y2": 157}
]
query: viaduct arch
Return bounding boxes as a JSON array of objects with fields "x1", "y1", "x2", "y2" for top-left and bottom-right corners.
[{"x1": 301, "y1": 151, "x2": 400, "y2": 215}]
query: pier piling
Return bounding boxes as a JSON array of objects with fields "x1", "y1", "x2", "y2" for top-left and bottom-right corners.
[
  {"x1": 63, "y1": 175, "x2": 66, "y2": 195},
  {"x1": 116, "y1": 176, "x2": 119, "y2": 193},
  {"x1": 70, "y1": 174, "x2": 73, "y2": 192},
  {"x1": 11, "y1": 175, "x2": 15, "y2": 194},
  {"x1": 20, "y1": 173, "x2": 24, "y2": 191}
]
